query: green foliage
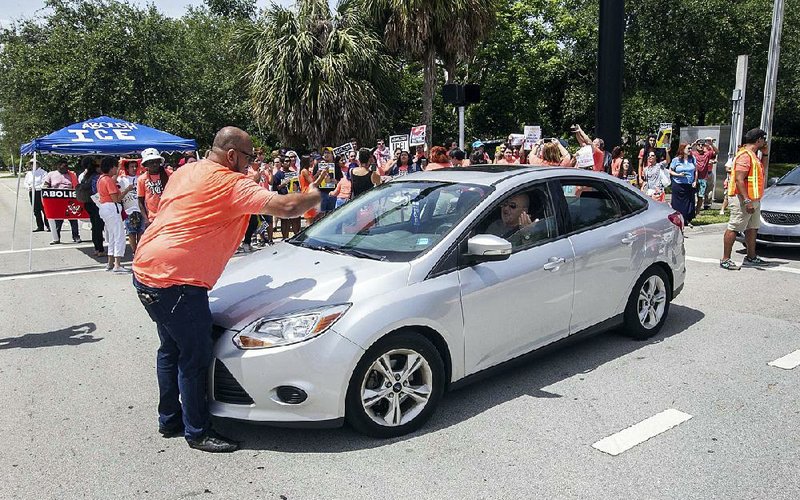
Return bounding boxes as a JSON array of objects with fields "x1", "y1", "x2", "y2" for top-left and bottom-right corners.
[
  {"x1": 236, "y1": 0, "x2": 391, "y2": 149},
  {"x1": 0, "y1": 0, "x2": 253, "y2": 155}
]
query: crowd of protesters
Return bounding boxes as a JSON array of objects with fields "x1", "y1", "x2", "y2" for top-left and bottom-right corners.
[{"x1": 23, "y1": 121, "x2": 724, "y2": 264}]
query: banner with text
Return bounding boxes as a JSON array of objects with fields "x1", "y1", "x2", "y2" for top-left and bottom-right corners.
[
  {"x1": 656, "y1": 123, "x2": 673, "y2": 150},
  {"x1": 41, "y1": 189, "x2": 89, "y2": 220}
]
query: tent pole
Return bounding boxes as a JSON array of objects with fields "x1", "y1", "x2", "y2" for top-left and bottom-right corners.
[
  {"x1": 28, "y1": 152, "x2": 37, "y2": 271},
  {"x1": 11, "y1": 156, "x2": 23, "y2": 251}
]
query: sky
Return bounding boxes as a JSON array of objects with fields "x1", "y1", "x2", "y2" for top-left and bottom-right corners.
[{"x1": 0, "y1": 0, "x2": 323, "y2": 28}]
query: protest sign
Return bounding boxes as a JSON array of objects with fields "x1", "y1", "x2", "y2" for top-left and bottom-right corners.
[
  {"x1": 656, "y1": 123, "x2": 672, "y2": 150},
  {"x1": 390, "y1": 134, "x2": 410, "y2": 153},
  {"x1": 575, "y1": 145, "x2": 595, "y2": 169},
  {"x1": 508, "y1": 134, "x2": 525, "y2": 147},
  {"x1": 41, "y1": 189, "x2": 89, "y2": 219},
  {"x1": 333, "y1": 142, "x2": 355, "y2": 158},
  {"x1": 523, "y1": 126, "x2": 542, "y2": 150},
  {"x1": 317, "y1": 162, "x2": 335, "y2": 188},
  {"x1": 409, "y1": 126, "x2": 427, "y2": 146}
]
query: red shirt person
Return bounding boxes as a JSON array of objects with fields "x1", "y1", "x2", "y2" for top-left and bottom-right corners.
[{"x1": 132, "y1": 127, "x2": 324, "y2": 453}]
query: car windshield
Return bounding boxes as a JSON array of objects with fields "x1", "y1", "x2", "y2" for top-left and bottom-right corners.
[
  {"x1": 777, "y1": 167, "x2": 800, "y2": 186},
  {"x1": 291, "y1": 180, "x2": 492, "y2": 262}
]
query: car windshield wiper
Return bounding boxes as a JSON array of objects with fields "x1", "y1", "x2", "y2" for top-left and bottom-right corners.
[
  {"x1": 339, "y1": 248, "x2": 387, "y2": 261},
  {"x1": 776, "y1": 182, "x2": 798, "y2": 186},
  {"x1": 302, "y1": 242, "x2": 386, "y2": 261}
]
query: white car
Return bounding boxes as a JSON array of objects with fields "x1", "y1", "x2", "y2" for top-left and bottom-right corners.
[{"x1": 208, "y1": 167, "x2": 686, "y2": 437}]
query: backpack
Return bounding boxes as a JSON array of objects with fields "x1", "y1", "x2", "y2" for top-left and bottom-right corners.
[{"x1": 75, "y1": 178, "x2": 92, "y2": 203}]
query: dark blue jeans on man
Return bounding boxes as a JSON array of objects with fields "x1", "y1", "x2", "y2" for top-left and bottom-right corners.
[{"x1": 133, "y1": 276, "x2": 213, "y2": 441}]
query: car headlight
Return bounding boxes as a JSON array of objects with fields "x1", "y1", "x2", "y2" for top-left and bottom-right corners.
[{"x1": 232, "y1": 304, "x2": 351, "y2": 350}]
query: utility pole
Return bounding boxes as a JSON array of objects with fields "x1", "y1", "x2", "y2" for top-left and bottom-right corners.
[
  {"x1": 596, "y1": 0, "x2": 624, "y2": 149},
  {"x1": 759, "y1": 0, "x2": 784, "y2": 180},
  {"x1": 728, "y1": 55, "x2": 749, "y2": 171}
]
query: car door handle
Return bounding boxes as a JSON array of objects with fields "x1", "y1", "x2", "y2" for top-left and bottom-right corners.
[
  {"x1": 543, "y1": 257, "x2": 566, "y2": 271},
  {"x1": 621, "y1": 233, "x2": 639, "y2": 245}
]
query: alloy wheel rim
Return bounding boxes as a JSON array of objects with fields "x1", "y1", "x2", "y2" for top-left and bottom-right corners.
[
  {"x1": 637, "y1": 275, "x2": 667, "y2": 329},
  {"x1": 360, "y1": 348, "x2": 433, "y2": 427}
]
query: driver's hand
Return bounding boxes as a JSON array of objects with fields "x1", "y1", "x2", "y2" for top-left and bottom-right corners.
[{"x1": 518, "y1": 212, "x2": 533, "y2": 227}]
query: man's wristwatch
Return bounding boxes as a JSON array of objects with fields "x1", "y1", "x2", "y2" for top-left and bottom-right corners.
[{"x1": 743, "y1": 198, "x2": 753, "y2": 205}]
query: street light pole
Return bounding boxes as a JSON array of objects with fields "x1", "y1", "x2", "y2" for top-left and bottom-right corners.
[{"x1": 759, "y1": 0, "x2": 784, "y2": 180}]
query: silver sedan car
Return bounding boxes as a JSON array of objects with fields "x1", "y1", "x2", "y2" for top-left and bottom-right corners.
[
  {"x1": 755, "y1": 165, "x2": 800, "y2": 246},
  {"x1": 208, "y1": 167, "x2": 686, "y2": 437}
]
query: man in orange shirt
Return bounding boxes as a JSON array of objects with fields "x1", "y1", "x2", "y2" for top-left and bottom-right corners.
[
  {"x1": 133, "y1": 127, "x2": 324, "y2": 453},
  {"x1": 572, "y1": 124, "x2": 608, "y2": 172}
]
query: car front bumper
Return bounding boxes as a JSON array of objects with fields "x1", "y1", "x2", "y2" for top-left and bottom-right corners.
[
  {"x1": 209, "y1": 328, "x2": 364, "y2": 425},
  {"x1": 756, "y1": 218, "x2": 800, "y2": 246}
]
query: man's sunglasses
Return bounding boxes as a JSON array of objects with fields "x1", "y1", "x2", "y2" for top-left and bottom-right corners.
[{"x1": 500, "y1": 202, "x2": 520, "y2": 209}]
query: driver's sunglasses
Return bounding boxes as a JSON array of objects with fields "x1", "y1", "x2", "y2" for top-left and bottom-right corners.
[{"x1": 499, "y1": 202, "x2": 519, "y2": 209}]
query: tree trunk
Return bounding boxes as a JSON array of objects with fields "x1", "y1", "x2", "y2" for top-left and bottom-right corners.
[{"x1": 422, "y1": 45, "x2": 436, "y2": 149}]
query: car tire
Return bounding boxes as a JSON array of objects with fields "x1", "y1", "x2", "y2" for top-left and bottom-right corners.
[
  {"x1": 345, "y1": 332, "x2": 445, "y2": 438},
  {"x1": 622, "y1": 266, "x2": 672, "y2": 340}
]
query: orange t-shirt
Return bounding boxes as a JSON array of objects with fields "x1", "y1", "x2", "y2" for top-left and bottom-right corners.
[
  {"x1": 133, "y1": 159, "x2": 276, "y2": 289},
  {"x1": 137, "y1": 172, "x2": 170, "y2": 222},
  {"x1": 97, "y1": 174, "x2": 120, "y2": 204}
]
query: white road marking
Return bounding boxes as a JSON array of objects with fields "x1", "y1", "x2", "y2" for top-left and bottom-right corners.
[
  {"x1": 0, "y1": 262, "x2": 133, "y2": 282},
  {"x1": 768, "y1": 350, "x2": 800, "y2": 370},
  {"x1": 0, "y1": 243, "x2": 96, "y2": 255},
  {"x1": 592, "y1": 409, "x2": 693, "y2": 456},
  {"x1": 685, "y1": 256, "x2": 800, "y2": 275}
]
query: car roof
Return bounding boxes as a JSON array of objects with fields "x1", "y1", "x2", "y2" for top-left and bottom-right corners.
[{"x1": 389, "y1": 165, "x2": 608, "y2": 187}]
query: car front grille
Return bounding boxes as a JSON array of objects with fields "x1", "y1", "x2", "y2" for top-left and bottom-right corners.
[
  {"x1": 762, "y1": 211, "x2": 800, "y2": 226},
  {"x1": 757, "y1": 233, "x2": 800, "y2": 244},
  {"x1": 213, "y1": 359, "x2": 254, "y2": 405}
]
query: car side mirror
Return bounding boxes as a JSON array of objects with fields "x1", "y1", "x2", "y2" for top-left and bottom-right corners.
[
  {"x1": 465, "y1": 234, "x2": 512, "y2": 263},
  {"x1": 767, "y1": 177, "x2": 779, "y2": 187}
]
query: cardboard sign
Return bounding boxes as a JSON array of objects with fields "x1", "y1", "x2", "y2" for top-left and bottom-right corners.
[
  {"x1": 409, "y1": 126, "x2": 427, "y2": 146},
  {"x1": 390, "y1": 134, "x2": 410, "y2": 153},
  {"x1": 575, "y1": 145, "x2": 595, "y2": 169},
  {"x1": 523, "y1": 126, "x2": 541, "y2": 150},
  {"x1": 656, "y1": 123, "x2": 672, "y2": 150},
  {"x1": 333, "y1": 142, "x2": 355, "y2": 158},
  {"x1": 41, "y1": 189, "x2": 89, "y2": 219},
  {"x1": 508, "y1": 134, "x2": 525, "y2": 147}
]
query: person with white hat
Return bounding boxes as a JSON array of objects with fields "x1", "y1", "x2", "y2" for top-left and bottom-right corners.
[{"x1": 137, "y1": 148, "x2": 170, "y2": 224}]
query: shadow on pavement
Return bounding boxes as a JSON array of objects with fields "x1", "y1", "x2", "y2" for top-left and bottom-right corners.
[
  {"x1": 217, "y1": 304, "x2": 705, "y2": 453},
  {"x1": 0, "y1": 322, "x2": 101, "y2": 349}
]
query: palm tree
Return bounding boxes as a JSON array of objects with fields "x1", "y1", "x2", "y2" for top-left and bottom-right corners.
[
  {"x1": 361, "y1": 0, "x2": 498, "y2": 147},
  {"x1": 236, "y1": 0, "x2": 390, "y2": 148}
]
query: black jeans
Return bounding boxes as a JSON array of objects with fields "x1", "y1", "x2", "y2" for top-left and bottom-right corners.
[
  {"x1": 29, "y1": 190, "x2": 48, "y2": 230},
  {"x1": 243, "y1": 215, "x2": 258, "y2": 245},
  {"x1": 49, "y1": 219, "x2": 79, "y2": 241},
  {"x1": 83, "y1": 200, "x2": 105, "y2": 251},
  {"x1": 133, "y1": 276, "x2": 213, "y2": 440}
]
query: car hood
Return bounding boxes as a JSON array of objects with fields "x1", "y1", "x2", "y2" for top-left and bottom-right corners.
[
  {"x1": 762, "y1": 184, "x2": 800, "y2": 211},
  {"x1": 209, "y1": 242, "x2": 411, "y2": 330}
]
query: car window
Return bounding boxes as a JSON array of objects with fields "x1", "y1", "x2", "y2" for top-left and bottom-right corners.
[
  {"x1": 474, "y1": 184, "x2": 556, "y2": 251},
  {"x1": 292, "y1": 181, "x2": 491, "y2": 262},
  {"x1": 613, "y1": 183, "x2": 648, "y2": 214},
  {"x1": 560, "y1": 180, "x2": 623, "y2": 232}
]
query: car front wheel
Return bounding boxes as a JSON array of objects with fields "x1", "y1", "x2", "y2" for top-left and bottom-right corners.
[
  {"x1": 345, "y1": 332, "x2": 445, "y2": 438},
  {"x1": 622, "y1": 266, "x2": 671, "y2": 340}
]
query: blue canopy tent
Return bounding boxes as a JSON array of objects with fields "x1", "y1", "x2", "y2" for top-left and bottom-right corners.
[{"x1": 13, "y1": 116, "x2": 198, "y2": 270}]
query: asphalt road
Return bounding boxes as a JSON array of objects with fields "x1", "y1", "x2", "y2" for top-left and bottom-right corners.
[{"x1": 1, "y1": 176, "x2": 799, "y2": 499}]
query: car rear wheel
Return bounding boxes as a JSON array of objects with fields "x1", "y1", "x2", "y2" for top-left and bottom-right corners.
[
  {"x1": 622, "y1": 266, "x2": 671, "y2": 340},
  {"x1": 345, "y1": 332, "x2": 444, "y2": 438}
]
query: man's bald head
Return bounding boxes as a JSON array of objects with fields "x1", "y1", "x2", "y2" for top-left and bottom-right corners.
[
  {"x1": 209, "y1": 126, "x2": 254, "y2": 174},
  {"x1": 212, "y1": 126, "x2": 250, "y2": 151}
]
